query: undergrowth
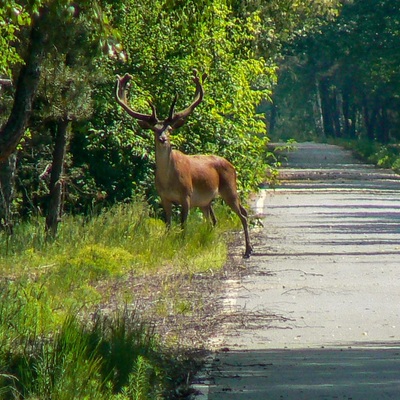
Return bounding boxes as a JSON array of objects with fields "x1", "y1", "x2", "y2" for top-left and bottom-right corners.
[
  {"x1": 337, "y1": 139, "x2": 400, "y2": 173},
  {"x1": 0, "y1": 200, "x2": 240, "y2": 398}
]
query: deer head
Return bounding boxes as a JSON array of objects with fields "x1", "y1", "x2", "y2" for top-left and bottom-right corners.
[{"x1": 115, "y1": 70, "x2": 207, "y2": 144}]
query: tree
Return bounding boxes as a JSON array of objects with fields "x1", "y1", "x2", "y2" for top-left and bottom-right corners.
[
  {"x1": 0, "y1": 0, "x2": 118, "y2": 233},
  {"x1": 0, "y1": 10, "x2": 46, "y2": 163},
  {"x1": 271, "y1": 0, "x2": 400, "y2": 143},
  {"x1": 0, "y1": 5, "x2": 46, "y2": 230}
]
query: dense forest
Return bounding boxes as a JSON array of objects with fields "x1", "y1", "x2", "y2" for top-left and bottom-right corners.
[{"x1": 271, "y1": 0, "x2": 400, "y2": 152}]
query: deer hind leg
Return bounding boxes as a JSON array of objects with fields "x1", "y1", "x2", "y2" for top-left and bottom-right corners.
[
  {"x1": 180, "y1": 198, "x2": 190, "y2": 227},
  {"x1": 201, "y1": 204, "x2": 217, "y2": 226},
  {"x1": 221, "y1": 192, "x2": 253, "y2": 258}
]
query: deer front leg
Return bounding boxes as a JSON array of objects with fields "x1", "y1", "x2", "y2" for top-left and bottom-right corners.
[{"x1": 161, "y1": 198, "x2": 173, "y2": 228}]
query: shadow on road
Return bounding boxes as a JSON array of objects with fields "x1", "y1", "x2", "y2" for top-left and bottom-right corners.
[{"x1": 199, "y1": 345, "x2": 400, "y2": 399}]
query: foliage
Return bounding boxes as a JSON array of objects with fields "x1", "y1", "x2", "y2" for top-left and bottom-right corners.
[
  {"x1": 339, "y1": 138, "x2": 400, "y2": 173},
  {"x1": 271, "y1": 0, "x2": 400, "y2": 145},
  {"x1": 0, "y1": 2, "x2": 31, "y2": 76},
  {"x1": 1, "y1": 0, "x2": 341, "y2": 219},
  {"x1": 83, "y1": 0, "x2": 273, "y2": 205}
]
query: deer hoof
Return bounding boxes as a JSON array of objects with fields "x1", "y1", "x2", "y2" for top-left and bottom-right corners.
[{"x1": 243, "y1": 246, "x2": 253, "y2": 259}]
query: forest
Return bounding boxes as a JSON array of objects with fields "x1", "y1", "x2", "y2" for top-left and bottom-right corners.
[
  {"x1": 1, "y1": 0, "x2": 397, "y2": 398},
  {"x1": 271, "y1": 0, "x2": 400, "y2": 169}
]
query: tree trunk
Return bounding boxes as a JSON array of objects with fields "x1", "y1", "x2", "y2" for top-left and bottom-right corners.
[
  {"x1": 332, "y1": 89, "x2": 343, "y2": 138},
  {"x1": 341, "y1": 80, "x2": 357, "y2": 139},
  {"x1": 313, "y1": 77, "x2": 325, "y2": 137},
  {"x1": 45, "y1": 118, "x2": 70, "y2": 238},
  {"x1": 318, "y1": 78, "x2": 335, "y2": 137},
  {"x1": 364, "y1": 107, "x2": 377, "y2": 142},
  {"x1": 0, "y1": 153, "x2": 17, "y2": 234},
  {"x1": 0, "y1": 10, "x2": 47, "y2": 162},
  {"x1": 377, "y1": 106, "x2": 390, "y2": 144}
]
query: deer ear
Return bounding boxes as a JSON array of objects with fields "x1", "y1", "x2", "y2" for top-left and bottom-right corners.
[
  {"x1": 138, "y1": 120, "x2": 154, "y2": 129},
  {"x1": 169, "y1": 118, "x2": 187, "y2": 130}
]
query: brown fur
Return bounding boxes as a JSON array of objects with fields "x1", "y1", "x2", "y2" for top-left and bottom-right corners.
[{"x1": 154, "y1": 127, "x2": 252, "y2": 258}]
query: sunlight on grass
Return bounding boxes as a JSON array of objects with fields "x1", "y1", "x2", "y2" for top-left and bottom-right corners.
[
  {"x1": 0, "y1": 200, "x2": 238, "y2": 318},
  {"x1": 0, "y1": 199, "x2": 242, "y2": 397}
]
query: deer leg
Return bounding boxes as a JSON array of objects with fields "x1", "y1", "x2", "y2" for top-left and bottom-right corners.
[
  {"x1": 236, "y1": 204, "x2": 252, "y2": 258},
  {"x1": 161, "y1": 199, "x2": 173, "y2": 228},
  {"x1": 201, "y1": 204, "x2": 217, "y2": 226},
  {"x1": 180, "y1": 199, "x2": 190, "y2": 227},
  {"x1": 222, "y1": 194, "x2": 253, "y2": 258}
]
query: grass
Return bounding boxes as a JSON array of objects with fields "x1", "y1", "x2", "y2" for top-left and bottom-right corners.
[
  {"x1": 0, "y1": 303, "x2": 187, "y2": 399},
  {"x1": 0, "y1": 199, "x2": 242, "y2": 398}
]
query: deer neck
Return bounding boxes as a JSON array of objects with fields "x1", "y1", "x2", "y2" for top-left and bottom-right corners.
[{"x1": 155, "y1": 140, "x2": 175, "y2": 181}]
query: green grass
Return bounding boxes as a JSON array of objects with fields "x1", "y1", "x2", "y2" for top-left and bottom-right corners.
[
  {"x1": 0, "y1": 303, "x2": 186, "y2": 399},
  {"x1": 0, "y1": 200, "x2": 241, "y2": 398},
  {"x1": 1, "y1": 201, "x2": 232, "y2": 275}
]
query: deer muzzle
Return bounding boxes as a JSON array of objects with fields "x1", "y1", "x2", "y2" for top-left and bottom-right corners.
[{"x1": 159, "y1": 133, "x2": 168, "y2": 144}]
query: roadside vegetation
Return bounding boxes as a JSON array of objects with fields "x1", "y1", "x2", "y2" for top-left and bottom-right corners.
[
  {"x1": 0, "y1": 202, "x2": 237, "y2": 399},
  {"x1": 338, "y1": 139, "x2": 400, "y2": 173},
  {"x1": 1, "y1": 0, "x2": 341, "y2": 398}
]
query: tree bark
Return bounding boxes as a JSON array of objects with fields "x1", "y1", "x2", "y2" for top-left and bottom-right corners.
[
  {"x1": 332, "y1": 89, "x2": 343, "y2": 138},
  {"x1": 313, "y1": 76, "x2": 325, "y2": 137},
  {"x1": 0, "y1": 153, "x2": 17, "y2": 233},
  {"x1": 377, "y1": 106, "x2": 390, "y2": 144},
  {"x1": 45, "y1": 118, "x2": 70, "y2": 238},
  {"x1": 0, "y1": 11, "x2": 47, "y2": 162},
  {"x1": 342, "y1": 86, "x2": 352, "y2": 139},
  {"x1": 318, "y1": 77, "x2": 335, "y2": 137},
  {"x1": 362, "y1": 96, "x2": 378, "y2": 141}
]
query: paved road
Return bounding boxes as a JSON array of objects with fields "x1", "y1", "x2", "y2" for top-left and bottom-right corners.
[{"x1": 193, "y1": 143, "x2": 400, "y2": 399}]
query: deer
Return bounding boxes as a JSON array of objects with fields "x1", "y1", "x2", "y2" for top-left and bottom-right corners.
[{"x1": 115, "y1": 70, "x2": 253, "y2": 258}]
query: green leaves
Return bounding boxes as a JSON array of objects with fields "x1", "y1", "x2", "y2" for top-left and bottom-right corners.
[
  {"x1": 2, "y1": 0, "x2": 342, "y2": 218},
  {"x1": 0, "y1": 2, "x2": 31, "y2": 75},
  {"x1": 272, "y1": 0, "x2": 400, "y2": 143},
  {"x1": 108, "y1": 0, "x2": 274, "y2": 194}
]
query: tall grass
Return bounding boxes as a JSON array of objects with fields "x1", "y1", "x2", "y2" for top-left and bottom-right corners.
[
  {"x1": 1, "y1": 201, "x2": 231, "y2": 275},
  {"x1": 0, "y1": 199, "x2": 240, "y2": 398},
  {"x1": 0, "y1": 201, "x2": 234, "y2": 312},
  {"x1": 0, "y1": 298, "x2": 183, "y2": 399}
]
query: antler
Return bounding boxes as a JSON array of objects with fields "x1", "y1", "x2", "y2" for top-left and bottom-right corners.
[
  {"x1": 115, "y1": 73, "x2": 158, "y2": 129},
  {"x1": 167, "y1": 69, "x2": 207, "y2": 129}
]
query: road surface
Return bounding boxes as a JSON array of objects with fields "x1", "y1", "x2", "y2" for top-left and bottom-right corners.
[{"x1": 193, "y1": 142, "x2": 400, "y2": 400}]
